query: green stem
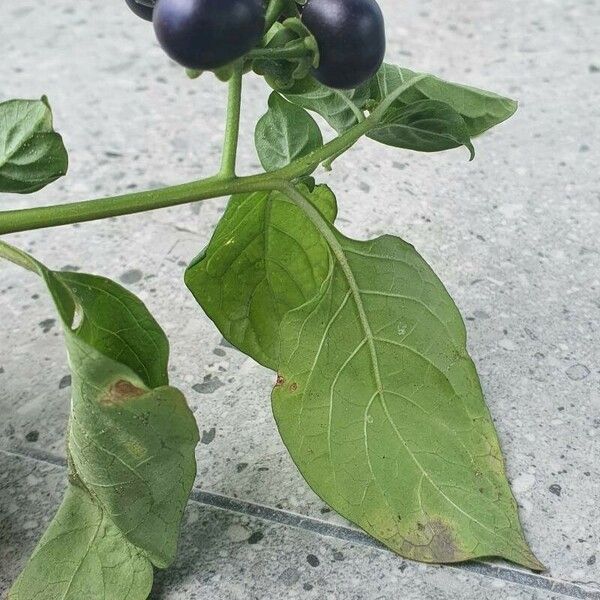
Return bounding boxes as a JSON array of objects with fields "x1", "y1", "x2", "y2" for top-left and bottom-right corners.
[
  {"x1": 248, "y1": 41, "x2": 309, "y2": 61},
  {"x1": 0, "y1": 74, "x2": 425, "y2": 235},
  {"x1": 218, "y1": 62, "x2": 244, "y2": 178},
  {"x1": 0, "y1": 123, "x2": 356, "y2": 235},
  {"x1": 0, "y1": 177, "x2": 275, "y2": 234},
  {"x1": 264, "y1": 0, "x2": 290, "y2": 32}
]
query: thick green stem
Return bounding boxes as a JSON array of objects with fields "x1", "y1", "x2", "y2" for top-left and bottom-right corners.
[
  {"x1": 0, "y1": 177, "x2": 278, "y2": 234},
  {"x1": 219, "y1": 62, "x2": 244, "y2": 178},
  {"x1": 0, "y1": 74, "x2": 425, "y2": 235}
]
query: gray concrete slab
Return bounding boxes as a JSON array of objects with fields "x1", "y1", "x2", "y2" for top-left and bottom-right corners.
[
  {"x1": 1, "y1": 451, "x2": 591, "y2": 600},
  {"x1": 1, "y1": 0, "x2": 599, "y2": 597}
]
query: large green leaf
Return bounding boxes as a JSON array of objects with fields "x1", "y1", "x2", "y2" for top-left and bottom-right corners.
[
  {"x1": 185, "y1": 188, "x2": 542, "y2": 569},
  {"x1": 368, "y1": 99, "x2": 475, "y2": 159},
  {"x1": 0, "y1": 97, "x2": 68, "y2": 193},
  {"x1": 1, "y1": 242, "x2": 199, "y2": 599},
  {"x1": 368, "y1": 64, "x2": 517, "y2": 137},
  {"x1": 272, "y1": 206, "x2": 541, "y2": 568},
  {"x1": 185, "y1": 184, "x2": 336, "y2": 369},
  {"x1": 255, "y1": 92, "x2": 323, "y2": 172}
]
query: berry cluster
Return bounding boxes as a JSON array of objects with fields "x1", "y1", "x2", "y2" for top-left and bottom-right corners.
[{"x1": 125, "y1": 0, "x2": 386, "y2": 89}]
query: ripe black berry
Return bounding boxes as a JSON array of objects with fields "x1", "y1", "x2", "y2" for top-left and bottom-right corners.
[
  {"x1": 125, "y1": 0, "x2": 155, "y2": 22},
  {"x1": 153, "y1": 0, "x2": 265, "y2": 70},
  {"x1": 301, "y1": 0, "x2": 386, "y2": 89}
]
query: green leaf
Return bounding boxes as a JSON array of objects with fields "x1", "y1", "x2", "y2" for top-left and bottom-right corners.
[
  {"x1": 9, "y1": 486, "x2": 153, "y2": 600},
  {"x1": 0, "y1": 97, "x2": 68, "y2": 194},
  {"x1": 272, "y1": 217, "x2": 541, "y2": 568},
  {"x1": 185, "y1": 184, "x2": 336, "y2": 369},
  {"x1": 255, "y1": 92, "x2": 323, "y2": 172},
  {"x1": 186, "y1": 188, "x2": 542, "y2": 569},
  {"x1": 368, "y1": 64, "x2": 517, "y2": 137},
  {"x1": 1, "y1": 242, "x2": 199, "y2": 600},
  {"x1": 278, "y1": 76, "x2": 370, "y2": 133},
  {"x1": 368, "y1": 100, "x2": 475, "y2": 159},
  {"x1": 272, "y1": 64, "x2": 515, "y2": 140}
]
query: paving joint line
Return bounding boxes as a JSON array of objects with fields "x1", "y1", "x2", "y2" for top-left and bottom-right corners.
[{"x1": 2, "y1": 445, "x2": 599, "y2": 600}]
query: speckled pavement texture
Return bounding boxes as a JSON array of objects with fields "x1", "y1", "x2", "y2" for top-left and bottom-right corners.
[{"x1": 0, "y1": 0, "x2": 599, "y2": 598}]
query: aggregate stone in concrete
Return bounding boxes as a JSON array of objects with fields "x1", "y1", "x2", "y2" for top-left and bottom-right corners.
[{"x1": 1, "y1": 0, "x2": 599, "y2": 597}]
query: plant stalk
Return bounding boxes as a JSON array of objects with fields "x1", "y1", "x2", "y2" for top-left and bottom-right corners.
[
  {"x1": 263, "y1": 0, "x2": 291, "y2": 32},
  {"x1": 218, "y1": 62, "x2": 244, "y2": 178},
  {"x1": 0, "y1": 74, "x2": 425, "y2": 235},
  {"x1": 0, "y1": 177, "x2": 275, "y2": 234}
]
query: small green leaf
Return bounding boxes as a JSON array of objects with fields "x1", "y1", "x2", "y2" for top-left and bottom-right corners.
[
  {"x1": 255, "y1": 92, "x2": 323, "y2": 172},
  {"x1": 0, "y1": 97, "x2": 68, "y2": 194},
  {"x1": 369, "y1": 64, "x2": 517, "y2": 137},
  {"x1": 185, "y1": 184, "x2": 336, "y2": 369},
  {"x1": 186, "y1": 188, "x2": 542, "y2": 570},
  {"x1": 1, "y1": 241, "x2": 199, "y2": 599},
  {"x1": 278, "y1": 76, "x2": 370, "y2": 133},
  {"x1": 368, "y1": 100, "x2": 475, "y2": 159}
]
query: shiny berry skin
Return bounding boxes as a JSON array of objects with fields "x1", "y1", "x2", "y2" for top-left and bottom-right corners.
[
  {"x1": 301, "y1": 0, "x2": 386, "y2": 89},
  {"x1": 125, "y1": 0, "x2": 155, "y2": 21},
  {"x1": 153, "y1": 0, "x2": 265, "y2": 70}
]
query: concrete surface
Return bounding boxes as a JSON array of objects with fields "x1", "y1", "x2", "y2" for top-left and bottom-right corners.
[{"x1": 0, "y1": 0, "x2": 599, "y2": 598}]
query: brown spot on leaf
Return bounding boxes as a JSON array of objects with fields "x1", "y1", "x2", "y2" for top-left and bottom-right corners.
[
  {"x1": 100, "y1": 379, "x2": 146, "y2": 406},
  {"x1": 401, "y1": 518, "x2": 460, "y2": 563},
  {"x1": 426, "y1": 519, "x2": 459, "y2": 562},
  {"x1": 275, "y1": 374, "x2": 285, "y2": 386},
  {"x1": 289, "y1": 382, "x2": 298, "y2": 392}
]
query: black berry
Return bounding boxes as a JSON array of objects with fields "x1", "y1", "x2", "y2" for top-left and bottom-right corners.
[
  {"x1": 153, "y1": 0, "x2": 265, "y2": 70},
  {"x1": 302, "y1": 0, "x2": 386, "y2": 89}
]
